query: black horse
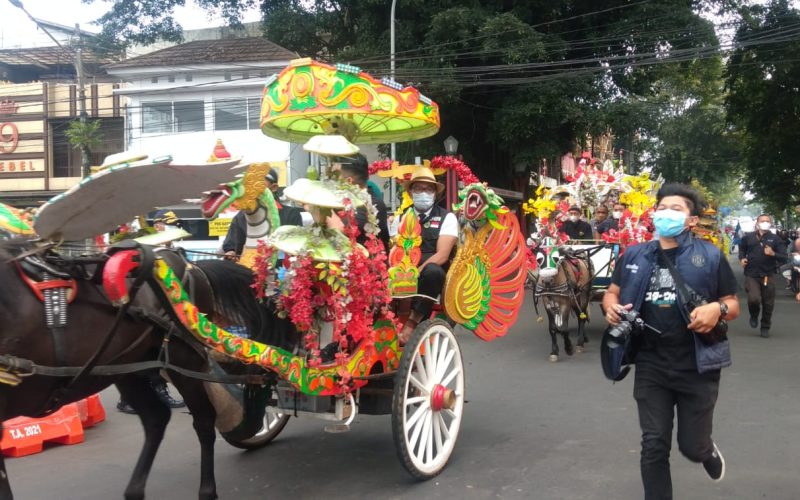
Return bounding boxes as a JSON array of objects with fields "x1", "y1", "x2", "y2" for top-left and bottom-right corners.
[{"x1": 0, "y1": 239, "x2": 287, "y2": 500}]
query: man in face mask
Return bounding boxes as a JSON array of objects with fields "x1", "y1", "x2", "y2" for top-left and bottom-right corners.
[
  {"x1": 597, "y1": 202, "x2": 626, "y2": 235},
  {"x1": 397, "y1": 167, "x2": 459, "y2": 344},
  {"x1": 739, "y1": 214, "x2": 786, "y2": 337},
  {"x1": 604, "y1": 183, "x2": 739, "y2": 500},
  {"x1": 591, "y1": 205, "x2": 609, "y2": 240},
  {"x1": 561, "y1": 205, "x2": 594, "y2": 241}
]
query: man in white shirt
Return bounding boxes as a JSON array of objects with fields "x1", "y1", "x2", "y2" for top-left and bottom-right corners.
[{"x1": 397, "y1": 167, "x2": 459, "y2": 344}]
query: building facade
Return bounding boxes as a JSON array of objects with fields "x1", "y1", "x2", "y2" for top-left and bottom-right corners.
[
  {"x1": 0, "y1": 22, "x2": 123, "y2": 207},
  {"x1": 105, "y1": 37, "x2": 309, "y2": 183}
]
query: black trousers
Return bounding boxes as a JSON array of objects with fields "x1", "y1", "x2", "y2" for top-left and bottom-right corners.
[
  {"x1": 412, "y1": 263, "x2": 446, "y2": 319},
  {"x1": 744, "y1": 274, "x2": 776, "y2": 329},
  {"x1": 633, "y1": 362, "x2": 721, "y2": 500}
]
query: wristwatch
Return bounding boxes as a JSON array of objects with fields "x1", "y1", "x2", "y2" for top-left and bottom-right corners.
[{"x1": 718, "y1": 301, "x2": 729, "y2": 319}]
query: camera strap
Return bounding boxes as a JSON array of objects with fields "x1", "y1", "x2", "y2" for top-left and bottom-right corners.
[{"x1": 657, "y1": 246, "x2": 705, "y2": 312}]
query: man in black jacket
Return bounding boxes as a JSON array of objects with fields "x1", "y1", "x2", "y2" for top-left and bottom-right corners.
[
  {"x1": 561, "y1": 205, "x2": 594, "y2": 241},
  {"x1": 739, "y1": 214, "x2": 787, "y2": 337}
]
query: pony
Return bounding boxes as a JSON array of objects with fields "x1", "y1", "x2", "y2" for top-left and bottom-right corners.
[
  {"x1": 529, "y1": 236, "x2": 593, "y2": 362},
  {"x1": 0, "y1": 238, "x2": 287, "y2": 500}
]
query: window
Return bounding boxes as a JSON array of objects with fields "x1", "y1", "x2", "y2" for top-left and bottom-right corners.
[
  {"x1": 151, "y1": 76, "x2": 158, "y2": 84},
  {"x1": 185, "y1": 73, "x2": 193, "y2": 82},
  {"x1": 248, "y1": 98, "x2": 261, "y2": 130},
  {"x1": 167, "y1": 75, "x2": 175, "y2": 83},
  {"x1": 142, "y1": 102, "x2": 172, "y2": 134},
  {"x1": 173, "y1": 101, "x2": 204, "y2": 132},
  {"x1": 51, "y1": 118, "x2": 124, "y2": 178},
  {"x1": 214, "y1": 99, "x2": 247, "y2": 130},
  {"x1": 213, "y1": 97, "x2": 262, "y2": 131},
  {"x1": 142, "y1": 101, "x2": 205, "y2": 133}
]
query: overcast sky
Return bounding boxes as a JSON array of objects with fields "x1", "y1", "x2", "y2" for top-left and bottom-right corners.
[{"x1": 0, "y1": 0, "x2": 262, "y2": 48}]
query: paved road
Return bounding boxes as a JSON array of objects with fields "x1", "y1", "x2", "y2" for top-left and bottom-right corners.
[{"x1": 6, "y1": 260, "x2": 800, "y2": 499}]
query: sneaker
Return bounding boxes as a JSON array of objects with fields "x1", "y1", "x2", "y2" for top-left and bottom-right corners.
[
  {"x1": 116, "y1": 400, "x2": 137, "y2": 415},
  {"x1": 749, "y1": 316, "x2": 758, "y2": 328},
  {"x1": 703, "y1": 442, "x2": 726, "y2": 482},
  {"x1": 760, "y1": 328, "x2": 770, "y2": 338}
]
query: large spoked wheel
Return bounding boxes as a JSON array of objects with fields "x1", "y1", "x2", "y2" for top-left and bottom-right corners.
[
  {"x1": 392, "y1": 318, "x2": 465, "y2": 479},
  {"x1": 222, "y1": 387, "x2": 290, "y2": 450}
]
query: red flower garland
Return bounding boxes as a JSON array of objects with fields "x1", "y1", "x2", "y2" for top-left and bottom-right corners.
[{"x1": 367, "y1": 155, "x2": 479, "y2": 185}]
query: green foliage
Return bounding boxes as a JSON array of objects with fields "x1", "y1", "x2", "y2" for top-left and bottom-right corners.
[
  {"x1": 648, "y1": 105, "x2": 745, "y2": 191},
  {"x1": 64, "y1": 119, "x2": 102, "y2": 152},
  {"x1": 725, "y1": 0, "x2": 800, "y2": 211},
  {"x1": 92, "y1": 0, "x2": 750, "y2": 190}
]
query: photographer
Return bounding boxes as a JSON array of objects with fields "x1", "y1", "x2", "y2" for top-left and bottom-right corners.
[{"x1": 602, "y1": 183, "x2": 739, "y2": 500}]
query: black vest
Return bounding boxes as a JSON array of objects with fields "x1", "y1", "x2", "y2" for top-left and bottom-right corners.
[{"x1": 410, "y1": 205, "x2": 450, "y2": 264}]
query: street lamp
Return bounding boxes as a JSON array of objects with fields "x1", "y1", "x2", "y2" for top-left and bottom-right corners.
[
  {"x1": 443, "y1": 136, "x2": 459, "y2": 208},
  {"x1": 444, "y1": 135, "x2": 459, "y2": 156}
]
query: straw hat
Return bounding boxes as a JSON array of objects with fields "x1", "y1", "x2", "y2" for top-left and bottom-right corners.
[{"x1": 402, "y1": 166, "x2": 445, "y2": 195}]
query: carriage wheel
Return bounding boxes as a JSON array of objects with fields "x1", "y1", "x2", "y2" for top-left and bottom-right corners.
[
  {"x1": 222, "y1": 387, "x2": 290, "y2": 450},
  {"x1": 392, "y1": 318, "x2": 465, "y2": 479}
]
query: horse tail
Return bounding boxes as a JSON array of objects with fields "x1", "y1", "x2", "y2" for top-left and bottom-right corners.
[{"x1": 193, "y1": 259, "x2": 291, "y2": 349}]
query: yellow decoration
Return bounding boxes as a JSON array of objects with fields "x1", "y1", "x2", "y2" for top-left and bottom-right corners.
[
  {"x1": 387, "y1": 210, "x2": 423, "y2": 296},
  {"x1": 620, "y1": 172, "x2": 659, "y2": 217},
  {"x1": 522, "y1": 189, "x2": 557, "y2": 219},
  {"x1": 237, "y1": 163, "x2": 270, "y2": 213},
  {"x1": 444, "y1": 224, "x2": 492, "y2": 324}
]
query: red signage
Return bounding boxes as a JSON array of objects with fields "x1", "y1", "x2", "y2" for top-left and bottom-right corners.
[{"x1": 0, "y1": 122, "x2": 19, "y2": 154}]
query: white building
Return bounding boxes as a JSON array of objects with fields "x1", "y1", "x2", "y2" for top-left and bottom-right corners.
[{"x1": 105, "y1": 37, "x2": 309, "y2": 184}]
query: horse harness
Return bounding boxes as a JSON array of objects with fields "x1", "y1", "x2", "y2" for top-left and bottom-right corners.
[
  {"x1": 1, "y1": 243, "x2": 265, "y2": 414},
  {"x1": 16, "y1": 254, "x2": 79, "y2": 367},
  {"x1": 533, "y1": 255, "x2": 591, "y2": 317}
]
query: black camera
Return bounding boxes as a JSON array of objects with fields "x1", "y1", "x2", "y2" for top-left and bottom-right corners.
[{"x1": 607, "y1": 309, "x2": 642, "y2": 341}]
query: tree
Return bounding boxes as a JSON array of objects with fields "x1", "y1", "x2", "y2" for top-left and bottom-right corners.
[
  {"x1": 725, "y1": 0, "x2": 800, "y2": 212},
  {"x1": 64, "y1": 119, "x2": 102, "y2": 176},
  {"x1": 91, "y1": 0, "x2": 737, "y2": 186}
]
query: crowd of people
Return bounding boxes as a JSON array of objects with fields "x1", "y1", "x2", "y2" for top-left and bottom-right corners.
[{"x1": 126, "y1": 157, "x2": 799, "y2": 500}]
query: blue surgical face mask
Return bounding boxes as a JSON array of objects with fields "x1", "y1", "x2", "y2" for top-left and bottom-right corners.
[
  {"x1": 653, "y1": 209, "x2": 688, "y2": 238},
  {"x1": 412, "y1": 192, "x2": 435, "y2": 212}
]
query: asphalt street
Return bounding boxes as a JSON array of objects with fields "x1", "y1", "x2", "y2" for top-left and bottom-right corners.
[{"x1": 6, "y1": 259, "x2": 800, "y2": 500}]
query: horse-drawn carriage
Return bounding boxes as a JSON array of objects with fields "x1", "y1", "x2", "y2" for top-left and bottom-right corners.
[
  {"x1": 524, "y1": 165, "x2": 659, "y2": 362},
  {"x1": 0, "y1": 59, "x2": 527, "y2": 498}
]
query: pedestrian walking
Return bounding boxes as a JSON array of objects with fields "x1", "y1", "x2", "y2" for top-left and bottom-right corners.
[
  {"x1": 739, "y1": 214, "x2": 786, "y2": 338},
  {"x1": 603, "y1": 183, "x2": 739, "y2": 500}
]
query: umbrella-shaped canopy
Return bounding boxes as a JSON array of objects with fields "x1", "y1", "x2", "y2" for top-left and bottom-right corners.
[{"x1": 260, "y1": 58, "x2": 440, "y2": 144}]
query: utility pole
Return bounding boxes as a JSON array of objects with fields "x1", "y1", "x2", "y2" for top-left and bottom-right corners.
[
  {"x1": 73, "y1": 23, "x2": 91, "y2": 178},
  {"x1": 8, "y1": 1, "x2": 92, "y2": 178}
]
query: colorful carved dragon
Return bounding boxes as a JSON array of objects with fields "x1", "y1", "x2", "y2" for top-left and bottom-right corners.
[
  {"x1": 444, "y1": 183, "x2": 527, "y2": 341},
  {"x1": 201, "y1": 163, "x2": 280, "y2": 268}
]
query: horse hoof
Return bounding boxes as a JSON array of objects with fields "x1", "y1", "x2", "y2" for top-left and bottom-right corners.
[
  {"x1": 576, "y1": 346, "x2": 584, "y2": 354},
  {"x1": 549, "y1": 354, "x2": 558, "y2": 362}
]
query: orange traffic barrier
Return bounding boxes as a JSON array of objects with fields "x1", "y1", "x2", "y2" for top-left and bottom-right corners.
[
  {"x1": 1, "y1": 403, "x2": 85, "y2": 458},
  {"x1": 76, "y1": 394, "x2": 106, "y2": 428}
]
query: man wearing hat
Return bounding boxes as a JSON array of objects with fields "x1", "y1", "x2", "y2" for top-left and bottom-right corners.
[
  {"x1": 398, "y1": 167, "x2": 459, "y2": 344},
  {"x1": 153, "y1": 209, "x2": 182, "y2": 232},
  {"x1": 222, "y1": 167, "x2": 303, "y2": 261},
  {"x1": 561, "y1": 205, "x2": 593, "y2": 241}
]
